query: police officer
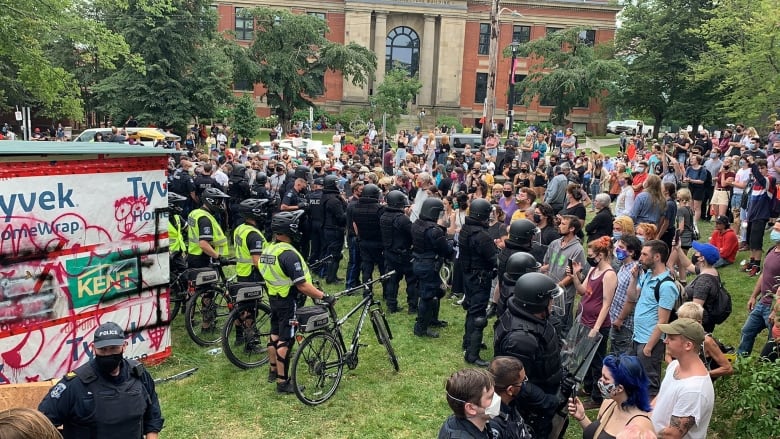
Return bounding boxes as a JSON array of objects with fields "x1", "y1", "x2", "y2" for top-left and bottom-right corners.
[
  {"x1": 39, "y1": 322, "x2": 163, "y2": 439},
  {"x1": 412, "y1": 198, "x2": 455, "y2": 338},
  {"x1": 351, "y1": 183, "x2": 386, "y2": 296},
  {"x1": 307, "y1": 177, "x2": 325, "y2": 268},
  {"x1": 168, "y1": 157, "x2": 196, "y2": 217},
  {"x1": 258, "y1": 210, "x2": 334, "y2": 393},
  {"x1": 321, "y1": 175, "x2": 347, "y2": 284},
  {"x1": 459, "y1": 198, "x2": 498, "y2": 367},
  {"x1": 490, "y1": 220, "x2": 544, "y2": 318},
  {"x1": 234, "y1": 199, "x2": 269, "y2": 283},
  {"x1": 193, "y1": 162, "x2": 220, "y2": 204},
  {"x1": 227, "y1": 164, "x2": 251, "y2": 231},
  {"x1": 380, "y1": 190, "x2": 417, "y2": 313},
  {"x1": 168, "y1": 192, "x2": 188, "y2": 306},
  {"x1": 187, "y1": 187, "x2": 230, "y2": 269},
  {"x1": 345, "y1": 182, "x2": 364, "y2": 288},
  {"x1": 280, "y1": 176, "x2": 310, "y2": 259},
  {"x1": 496, "y1": 252, "x2": 540, "y2": 318},
  {"x1": 494, "y1": 272, "x2": 568, "y2": 438}
]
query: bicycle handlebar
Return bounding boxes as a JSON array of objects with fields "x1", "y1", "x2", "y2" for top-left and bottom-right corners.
[
  {"x1": 333, "y1": 271, "x2": 396, "y2": 299},
  {"x1": 309, "y1": 254, "x2": 334, "y2": 270}
]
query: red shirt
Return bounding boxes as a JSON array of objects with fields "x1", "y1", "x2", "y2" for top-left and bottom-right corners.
[
  {"x1": 709, "y1": 228, "x2": 738, "y2": 263},
  {"x1": 632, "y1": 172, "x2": 647, "y2": 194},
  {"x1": 343, "y1": 143, "x2": 356, "y2": 156}
]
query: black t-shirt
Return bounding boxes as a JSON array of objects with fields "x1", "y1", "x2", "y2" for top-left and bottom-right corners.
[
  {"x1": 282, "y1": 189, "x2": 301, "y2": 207},
  {"x1": 278, "y1": 248, "x2": 308, "y2": 296},
  {"x1": 245, "y1": 230, "x2": 265, "y2": 255}
]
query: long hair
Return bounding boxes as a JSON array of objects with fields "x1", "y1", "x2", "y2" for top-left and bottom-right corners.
[
  {"x1": 603, "y1": 355, "x2": 652, "y2": 412},
  {"x1": 643, "y1": 174, "x2": 666, "y2": 212}
]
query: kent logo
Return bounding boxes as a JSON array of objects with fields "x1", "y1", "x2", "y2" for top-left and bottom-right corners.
[
  {"x1": 127, "y1": 176, "x2": 167, "y2": 205},
  {"x1": 0, "y1": 183, "x2": 75, "y2": 222}
]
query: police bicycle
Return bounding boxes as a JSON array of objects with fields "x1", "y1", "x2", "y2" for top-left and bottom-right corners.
[
  {"x1": 290, "y1": 271, "x2": 398, "y2": 405},
  {"x1": 220, "y1": 255, "x2": 333, "y2": 370}
]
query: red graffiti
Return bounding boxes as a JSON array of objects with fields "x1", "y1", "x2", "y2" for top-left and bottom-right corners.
[{"x1": 114, "y1": 196, "x2": 149, "y2": 237}]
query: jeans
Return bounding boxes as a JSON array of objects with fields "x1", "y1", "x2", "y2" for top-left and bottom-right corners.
[
  {"x1": 346, "y1": 236, "x2": 362, "y2": 288},
  {"x1": 738, "y1": 301, "x2": 773, "y2": 355},
  {"x1": 633, "y1": 341, "x2": 665, "y2": 397},
  {"x1": 609, "y1": 324, "x2": 633, "y2": 356}
]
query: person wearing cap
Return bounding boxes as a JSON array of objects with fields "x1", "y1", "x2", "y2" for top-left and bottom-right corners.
[
  {"x1": 668, "y1": 240, "x2": 722, "y2": 333},
  {"x1": 707, "y1": 215, "x2": 738, "y2": 267},
  {"x1": 39, "y1": 322, "x2": 163, "y2": 439},
  {"x1": 652, "y1": 318, "x2": 715, "y2": 439}
]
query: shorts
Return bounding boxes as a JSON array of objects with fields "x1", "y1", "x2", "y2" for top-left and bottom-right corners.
[
  {"x1": 690, "y1": 185, "x2": 705, "y2": 201},
  {"x1": 731, "y1": 193, "x2": 743, "y2": 210},
  {"x1": 711, "y1": 189, "x2": 729, "y2": 206},
  {"x1": 269, "y1": 297, "x2": 296, "y2": 341},
  {"x1": 749, "y1": 219, "x2": 768, "y2": 250},
  {"x1": 486, "y1": 148, "x2": 498, "y2": 158}
]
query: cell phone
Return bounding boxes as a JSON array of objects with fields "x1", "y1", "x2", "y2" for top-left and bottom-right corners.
[
  {"x1": 568, "y1": 259, "x2": 574, "y2": 274},
  {"x1": 674, "y1": 229, "x2": 681, "y2": 243}
]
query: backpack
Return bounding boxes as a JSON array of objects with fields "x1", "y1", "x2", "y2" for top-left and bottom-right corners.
[
  {"x1": 708, "y1": 275, "x2": 733, "y2": 325},
  {"x1": 653, "y1": 275, "x2": 685, "y2": 322}
]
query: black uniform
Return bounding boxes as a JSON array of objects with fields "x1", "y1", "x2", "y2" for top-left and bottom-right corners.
[
  {"x1": 438, "y1": 415, "x2": 498, "y2": 439},
  {"x1": 322, "y1": 189, "x2": 347, "y2": 283},
  {"x1": 282, "y1": 187, "x2": 310, "y2": 258},
  {"x1": 412, "y1": 218, "x2": 454, "y2": 335},
  {"x1": 379, "y1": 208, "x2": 417, "y2": 312},
  {"x1": 458, "y1": 217, "x2": 498, "y2": 362},
  {"x1": 39, "y1": 358, "x2": 163, "y2": 439},
  {"x1": 227, "y1": 171, "x2": 251, "y2": 230},
  {"x1": 168, "y1": 168, "x2": 196, "y2": 217},
  {"x1": 193, "y1": 173, "x2": 220, "y2": 203},
  {"x1": 491, "y1": 401, "x2": 534, "y2": 439},
  {"x1": 494, "y1": 299, "x2": 563, "y2": 438},
  {"x1": 351, "y1": 197, "x2": 386, "y2": 294},
  {"x1": 307, "y1": 188, "x2": 324, "y2": 267}
]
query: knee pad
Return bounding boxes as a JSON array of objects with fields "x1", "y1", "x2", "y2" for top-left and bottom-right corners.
[{"x1": 474, "y1": 317, "x2": 488, "y2": 330}]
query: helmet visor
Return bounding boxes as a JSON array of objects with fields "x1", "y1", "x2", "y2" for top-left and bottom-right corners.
[{"x1": 550, "y1": 285, "x2": 566, "y2": 317}]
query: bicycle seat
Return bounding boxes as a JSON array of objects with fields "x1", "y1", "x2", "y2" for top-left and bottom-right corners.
[
  {"x1": 187, "y1": 268, "x2": 219, "y2": 286},
  {"x1": 229, "y1": 282, "x2": 266, "y2": 302},
  {"x1": 296, "y1": 306, "x2": 330, "y2": 333}
]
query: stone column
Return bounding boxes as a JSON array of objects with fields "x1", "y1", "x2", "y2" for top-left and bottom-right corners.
[
  {"x1": 374, "y1": 12, "x2": 387, "y2": 86},
  {"x1": 418, "y1": 15, "x2": 436, "y2": 107},
  {"x1": 342, "y1": 9, "x2": 373, "y2": 102}
]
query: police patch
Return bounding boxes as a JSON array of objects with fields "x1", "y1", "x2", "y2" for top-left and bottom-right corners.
[
  {"x1": 203, "y1": 226, "x2": 212, "y2": 234},
  {"x1": 294, "y1": 262, "x2": 302, "y2": 271},
  {"x1": 50, "y1": 382, "x2": 67, "y2": 399}
]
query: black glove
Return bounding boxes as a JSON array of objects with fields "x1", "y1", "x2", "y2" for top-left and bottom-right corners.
[
  {"x1": 321, "y1": 295, "x2": 336, "y2": 306},
  {"x1": 560, "y1": 374, "x2": 577, "y2": 399},
  {"x1": 298, "y1": 200, "x2": 310, "y2": 211},
  {"x1": 217, "y1": 256, "x2": 230, "y2": 266},
  {"x1": 490, "y1": 268, "x2": 498, "y2": 279}
]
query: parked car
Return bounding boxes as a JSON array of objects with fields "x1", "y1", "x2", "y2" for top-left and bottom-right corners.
[
  {"x1": 616, "y1": 120, "x2": 653, "y2": 136},
  {"x1": 606, "y1": 120, "x2": 623, "y2": 134}
]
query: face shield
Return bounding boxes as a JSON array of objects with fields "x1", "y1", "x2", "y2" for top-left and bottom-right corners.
[{"x1": 550, "y1": 285, "x2": 566, "y2": 317}]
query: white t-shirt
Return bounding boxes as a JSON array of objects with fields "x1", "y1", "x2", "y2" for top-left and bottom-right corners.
[
  {"x1": 651, "y1": 360, "x2": 714, "y2": 439},
  {"x1": 734, "y1": 167, "x2": 751, "y2": 195}
]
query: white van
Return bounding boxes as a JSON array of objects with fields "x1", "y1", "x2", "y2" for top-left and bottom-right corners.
[{"x1": 73, "y1": 127, "x2": 180, "y2": 143}]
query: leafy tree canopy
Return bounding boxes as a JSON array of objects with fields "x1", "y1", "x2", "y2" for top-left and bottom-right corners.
[
  {"x1": 514, "y1": 27, "x2": 625, "y2": 126},
  {"x1": 373, "y1": 65, "x2": 422, "y2": 124},
  {"x1": 230, "y1": 94, "x2": 261, "y2": 139}
]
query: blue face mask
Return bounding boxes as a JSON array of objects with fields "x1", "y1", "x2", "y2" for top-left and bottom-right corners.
[
  {"x1": 637, "y1": 236, "x2": 646, "y2": 244},
  {"x1": 613, "y1": 232, "x2": 622, "y2": 240},
  {"x1": 771, "y1": 230, "x2": 780, "y2": 243},
  {"x1": 614, "y1": 247, "x2": 629, "y2": 261}
]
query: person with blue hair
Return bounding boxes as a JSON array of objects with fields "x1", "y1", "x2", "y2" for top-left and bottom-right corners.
[{"x1": 567, "y1": 354, "x2": 654, "y2": 439}]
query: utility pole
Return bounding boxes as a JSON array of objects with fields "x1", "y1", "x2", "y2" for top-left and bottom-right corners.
[
  {"x1": 484, "y1": 0, "x2": 501, "y2": 138},
  {"x1": 507, "y1": 41, "x2": 520, "y2": 136}
]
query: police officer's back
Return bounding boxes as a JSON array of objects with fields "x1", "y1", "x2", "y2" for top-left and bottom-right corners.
[
  {"x1": 193, "y1": 163, "x2": 220, "y2": 203},
  {"x1": 496, "y1": 252, "x2": 540, "y2": 319},
  {"x1": 351, "y1": 184, "x2": 386, "y2": 293},
  {"x1": 39, "y1": 322, "x2": 163, "y2": 439},
  {"x1": 320, "y1": 175, "x2": 347, "y2": 283},
  {"x1": 227, "y1": 164, "x2": 251, "y2": 229},
  {"x1": 380, "y1": 190, "x2": 416, "y2": 313},
  {"x1": 306, "y1": 178, "x2": 325, "y2": 264},
  {"x1": 234, "y1": 199, "x2": 269, "y2": 283},
  {"x1": 187, "y1": 187, "x2": 230, "y2": 269}
]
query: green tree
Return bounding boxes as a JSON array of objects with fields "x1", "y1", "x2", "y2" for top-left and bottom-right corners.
[
  {"x1": 230, "y1": 95, "x2": 261, "y2": 139},
  {"x1": 92, "y1": 0, "x2": 234, "y2": 133},
  {"x1": 0, "y1": 0, "x2": 132, "y2": 120},
  {"x1": 244, "y1": 7, "x2": 376, "y2": 132},
  {"x1": 691, "y1": 0, "x2": 780, "y2": 125},
  {"x1": 514, "y1": 27, "x2": 625, "y2": 126},
  {"x1": 373, "y1": 65, "x2": 422, "y2": 131},
  {"x1": 614, "y1": 0, "x2": 718, "y2": 135}
]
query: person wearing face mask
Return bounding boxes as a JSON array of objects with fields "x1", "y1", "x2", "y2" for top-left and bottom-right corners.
[
  {"x1": 488, "y1": 357, "x2": 534, "y2": 439},
  {"x1": 630, "y1": 161, "x2": 648, "y2": 194},
  {"x1": 498, "y1": 182, "x2": 518, "y2": 225},
  {"x1": 667, "y1": 241, "x2": 722, "y2": 333},
  {"x1": 701, "y1": 149, "x2": 723, "y2": 221},
  {"x1": 567, "y1": 355, "x2": 654, "y2": 439},
  {"x1": 439, "y1": 368, "x2": 501, "y2": 439},
  {"x1": 608, "y1": 236, "x2": 642, "y2": 356},
  {"x1": 39, "y1": 322, "x2": 164, "y2": 439},
  {"x1": 611, "y1": 216, "x2": 635, "y2": 243},
  {"x1": 494, "y1": 272, "x2": 568, "y2": 438}
]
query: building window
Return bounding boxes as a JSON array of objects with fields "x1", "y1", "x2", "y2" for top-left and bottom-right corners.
[
  {"x1": 546, "y1": 27, "x2": 563, "y2": 35},
  {"x1": 578, "y1": 29, "x2": 596, "y2": 46},
  {"x1": 512, "y1": 25, "x2": 531, "y2": 43},
  {"x1": 233, "y1": 80, "x2": 253, "y2": 91},
  {"x1": 475, "y1": 73, "x2": 488, "y2": 104},
  {"x1": 540, "y1": 94, "x2": 556, "y2": 107},
  {"x1": 386, "y1": 26, "x2": 420, "y2": 76},
  {"x1": 307, "y1": 12, "x2": 326, "y2": 21},
  {"x1": 311, "y1": 72, "x2": 325, "y2": 97},
  {"x1": 478, "y1": 23, "x2": 490, "y2": 55},
  {"x1": 235, "y1": 8, "x2": 253, "y2": 41},
  {"x1": 511, "y1": 74, "x2": 526, "y2": 105}
]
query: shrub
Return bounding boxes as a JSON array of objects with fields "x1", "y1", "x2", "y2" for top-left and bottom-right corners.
[
  {"x1": 435, "y1": 116, "x2": 463, "y2": 132},
  {"x1": 711, "y1": 355, "x2": 780, "y2": 437}
]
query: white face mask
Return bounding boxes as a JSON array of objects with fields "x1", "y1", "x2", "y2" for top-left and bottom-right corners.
[{"x1": 483, "y1": 393, "x2": 502, "y2": 419}]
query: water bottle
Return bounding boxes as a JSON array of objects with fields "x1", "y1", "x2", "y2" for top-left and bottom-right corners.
[{"x1": 206, "y1": 348, "x2": 222, "y2": 356}]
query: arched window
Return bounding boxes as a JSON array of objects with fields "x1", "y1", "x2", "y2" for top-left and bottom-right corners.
[{"x1": 385, "y1": 26, "x2": 420, "y2": 76}]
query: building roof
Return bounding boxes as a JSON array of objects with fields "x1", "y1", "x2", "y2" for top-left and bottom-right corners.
[{"x1": 0, "y1": 141, "x2": 174, "y2": 156}]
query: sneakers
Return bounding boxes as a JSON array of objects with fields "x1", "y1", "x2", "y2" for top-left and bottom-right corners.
[
  {"x1": 748, "y1": 265, "x2": 761, "y2": 277},
  {"x1": 276, "y1": 380, "x2": 296, "y2": 394}
]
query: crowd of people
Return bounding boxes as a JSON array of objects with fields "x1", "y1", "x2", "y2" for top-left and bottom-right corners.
[{"x1": 25, "y1": 119, "x2": 780, "y2": 437}]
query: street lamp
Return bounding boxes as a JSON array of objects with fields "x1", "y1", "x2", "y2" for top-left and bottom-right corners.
[
  {"x1": 484, "y1": 2, "x2": 522, "y2": 137},
  {"x1": 507, "y1": 41, "x2": 520, "y2": 135}
]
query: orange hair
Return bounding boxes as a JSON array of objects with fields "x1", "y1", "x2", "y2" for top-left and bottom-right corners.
[{"x1": 588, "y1": 235, "x2": 613, "y2": 257}]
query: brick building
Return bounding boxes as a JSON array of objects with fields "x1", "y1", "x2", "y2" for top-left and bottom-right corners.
[{"x1": 215, "y1": 0, "x2": 620, "y2": 133}]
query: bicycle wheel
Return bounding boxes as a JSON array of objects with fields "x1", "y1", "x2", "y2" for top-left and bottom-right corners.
[
  {"x1": 184, "y1": 288, "x2": 229, "y2": 346},
  {"x1": 221, "y1": 301, "x2": 272, "y2": 369},
  {"x1": 370, "y1": 309, "x2": 399, "y2": 372},
  {"x1": 291, "y1": 332, "x2": 344, "y2": 406}
]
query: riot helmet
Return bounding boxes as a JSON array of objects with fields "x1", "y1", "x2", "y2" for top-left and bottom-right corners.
[
  {"x1": 271, "y1": 210, "x2": 305, "y2": 241},
  {"x1": 386, "y1": 190, "x2": 410, "y2": 210},
  {"x1": 255, "y1": 172, "x2": 268, "y2": 186},
  {"x1": 201, "y1": 187, "x2": 230, "y2": 212},
  {"x1": 362, "y1": 184, "x2": 381, "y2": 199},
  {"x1": 504, "y1": 252, "x2": 541, "y2": 284},
  {"x1": 239, "y1": 198, "x2": 270, "y2": 223},
  {"x1": 419, "y1": 198, "x2": 444, "y2": 221},
  {"x1": 294, "y1": 165, "x2": 311, "y2": 181},
  {"x1": 168, "y1": 192, "x2": 187, "y2": 215},
  {"x1": 230, "y1": 164, "x2": 247, "y2": 179},
  {"x1": 468, "y1": 198, "x2": 492, "y2": 222},
  {"x1": 511, "y1": 272, "x2": 565, "y2": 316},
  {"x1": 508, "y1": 219, "x2": 539, "y2": 247},
  {"x1": 323, "y1": 174, "x2": 340, "y2": 191}
]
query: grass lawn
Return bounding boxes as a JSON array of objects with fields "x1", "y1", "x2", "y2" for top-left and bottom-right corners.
[{"x1": 150, "y1": 169, "x2": 774, "y2": 438}]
